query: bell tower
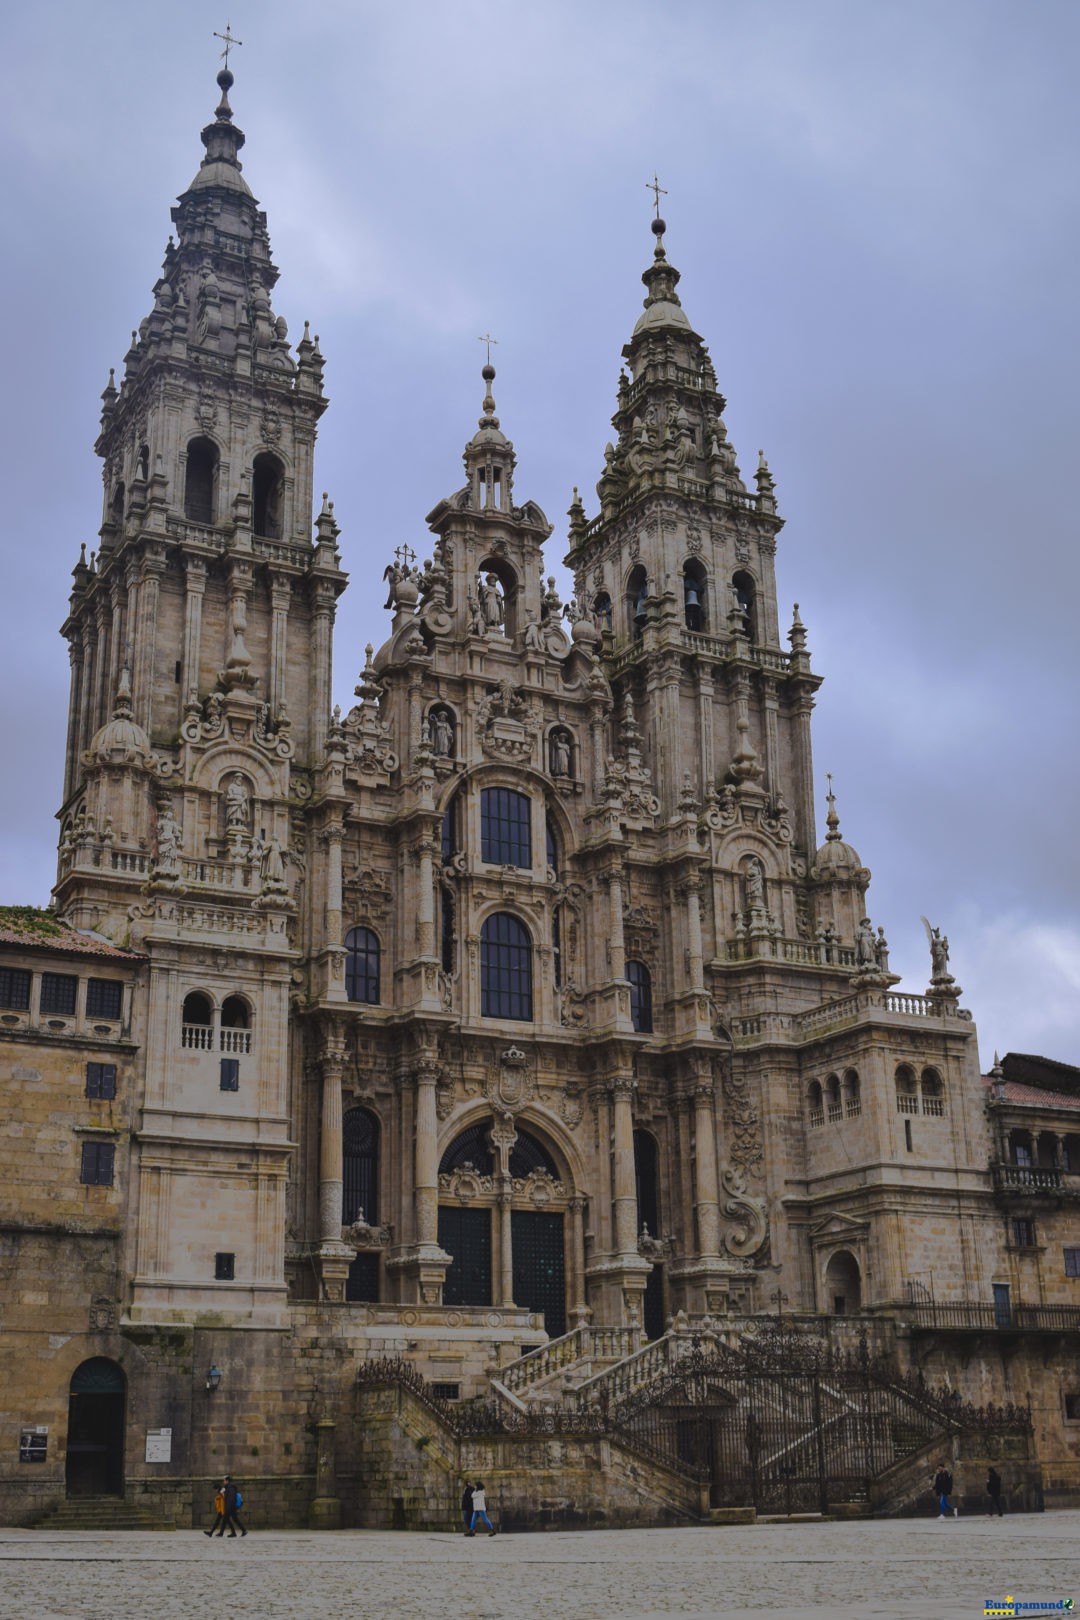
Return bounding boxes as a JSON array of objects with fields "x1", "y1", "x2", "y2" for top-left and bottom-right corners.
[{"x1": 53, "y1": 64, "x2": 345, "y2": 1328}]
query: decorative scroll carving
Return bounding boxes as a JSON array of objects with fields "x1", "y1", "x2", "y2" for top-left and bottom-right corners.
[
  {"x1": 720, "y1": 1165, "x2": 768, "y2": 1260},
  {"x1": 721, "y1": 1065, "x2": 763, "y2": 1176}
]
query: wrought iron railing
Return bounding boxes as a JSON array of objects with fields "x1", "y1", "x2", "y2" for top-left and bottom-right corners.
[{"x1": 903, "y1": 1301, "x2": 1080, "y2": 1332}]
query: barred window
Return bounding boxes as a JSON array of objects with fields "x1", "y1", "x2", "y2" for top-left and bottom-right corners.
[
  {"x1": 85, "y1": 1063, "x2": 117, "y2": 1100},
  {"x1": 86, "y1": 979, "x2": 122, "y2": 1019},
  {"x1": 80, "y1": 1141, "x2": 115, "y2": 1186},
  {"x1": 1012, "y1": 1218, "x2": 1036, "y2": 1249},
  {"x1": 1065, "y1": 1247, "x2": 1080, "y2": 1278},
  {"x1": 480, "y1": 913, "x2": 532, "y2": 1021},
  {"x1": 40, "y1": 973, "x2": 77, "y2": 1016},
  {"x1": 480, "y1": 788, "x2": 531, "y2": 868},
  {"x1": 343, "y1": 1107, "x2": 380, "y2": 1225},
  {"x1": 627, "y1": 960, "x2": 653, "y2": 1033},
  {"x1": 0, "y1": 968, "x2": 31, "y2": 1010},
  {"x1": 345, "y1": 927, "x2": 380, "y2": 1005}
]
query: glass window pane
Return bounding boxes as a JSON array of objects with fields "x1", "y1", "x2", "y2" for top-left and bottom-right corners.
[
  {"x1": 345, "y1": 928, "x2": 381, "y2": 1004},
  {"x1": 0, "y1": 968, "x2": 31, "y2": 1009},
  {"x1": 480, "y1": 913, "x2": 532, "y2": 1021},
  {"x1": 86, "y1": 979, "x2": 122, "y2": 1019},
  {"x1": 480, "y1": 788, "x2": 531, "y2": 867},
  {"x1": 40, "y1": 974, "x2": 77, "y2": 1016}
]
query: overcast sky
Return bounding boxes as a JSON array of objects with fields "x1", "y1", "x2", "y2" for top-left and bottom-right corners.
[{"x1": 1, "y1": 0, "x2": 1077, "y2": 1068}]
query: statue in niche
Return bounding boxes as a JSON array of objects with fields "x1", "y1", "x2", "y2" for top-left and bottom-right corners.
[
  {"x1": 432, "y1": 709, "x2": 454, "y2": 759},
  {"x1": 744, "y1": 858, "x2": 765, "y2": 910},
  {"x1": 477, "y1": 573, "x2": 504, "y2": 633},
  {"x1": 155, "y1": 801, "x2": 181, "y2": 872},
  {"x1": 225, "y1": 773, "x2": 250, "y2": 831},
  {"x1": 550, "y1": 731, "x2": 571, "y2": 778},
  {"x1": 260, "y1": 834, "x2": 287, "y2": 889}
]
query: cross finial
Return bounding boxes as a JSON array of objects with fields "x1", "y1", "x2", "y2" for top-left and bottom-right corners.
[
  {"x1": 646, "y1": 174, "x2": 668, "y2": 219},
  {"x1": 394, "y1": 544, "x2": 417, "y2": 570},
  {"x1": 214, "y1": 22, "x2": 243, "y2": 69},
  {"x1": 478, "y1": 332, "x2": 498, "y2": 367}
]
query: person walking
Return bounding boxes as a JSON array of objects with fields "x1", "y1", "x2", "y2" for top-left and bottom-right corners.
[
  {"x1": 467, "y1": 1480, "x2": 496, "y2": 1537},
  {"x1": 218, "y1": 1475, "x2": 248, "y2": 1537},
  {"x1": 932, "y1": 1462, "x2": 957, "y2": 1519},
  {"x1": 203, "y1": 1482, "x2": 226, "y2": 1537},
  {"x1": 461, "y1": 1480, "x2": 475, "y2": 1534},
  {"x1": 987, "y1": 1465, "x2": 1004, "y2": 1517}
]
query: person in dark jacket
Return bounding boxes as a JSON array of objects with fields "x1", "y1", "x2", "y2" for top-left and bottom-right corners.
[
  {"x1": 932, "y1": 1463, "x2": 956, "y2": 1518},
  {"x1": 219, "y1": 1475, "x2": 248, "y2": 1537},
  {"x1": 461, "y1": 1481, "x2": 475, "y2": 1534},
  {"x1": 987, "y1": 1466, "x2": 1004, "y2": 1516}
]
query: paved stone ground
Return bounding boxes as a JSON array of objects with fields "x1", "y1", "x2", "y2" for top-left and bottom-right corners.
[{"x1": 2, "y1": 1512, "x2": 1079, "y2": 1620}]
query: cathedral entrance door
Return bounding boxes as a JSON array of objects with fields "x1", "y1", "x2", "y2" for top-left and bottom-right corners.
[
  {"x1": 65, "y1": 1358, "x2": 125, "y2": 1497},
  {"x1": 438, "y1": 1206, "x2": 492, "y2": 1306},
  {"x1": 511, "y1": 1210, "x2": 566, "y2": 1338}
]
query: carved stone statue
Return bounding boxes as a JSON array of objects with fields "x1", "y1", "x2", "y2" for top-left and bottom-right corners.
[
  {"x1": 922, "y1": 916, "x2": 951, "y2": 980},
  {"x1": 744, "y1": 858, "x2": 765, "y2": 910},
  {"x1": 225, "y1": 773, "x2": 250, "y2": 831},
  {"x1": 855, "y1": 916, "x2": 877, "y2": 967},
  {"x1": 155, "y1": 801, "x2": 181, "y2": 872},
  {"x1": 478, "y1": 573, "x2": 504, "y2": 633},
  {"x1": 523, "y1": 612, "x2": 544, "y2": 652},
  {"x1": 550, "y1": 731, "x2": 571, "y2": 777},
  {"x1": 432, "y1": 709, "x2": 454, "y2": 759}
]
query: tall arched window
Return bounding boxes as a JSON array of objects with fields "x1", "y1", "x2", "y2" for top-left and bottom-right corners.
[
  {"x1": 480, "y1": 913, "x2": 533, "y2": 1020},
  {"x1": 895, "y1": 1064, "x2": 918, "y2": 1114},
  {"x1": 627, "y1": 566, "x2": 649, "y2": 639},
  {"x1": 683, "y1": 560, "x2": 708, "y2": 631},
  {"x1": 252, "y1": 452, "x2": 284, "y2": 538},
  {"x1": 181, "y1": 991, "x2": 213, "y2": 1050},
  {"x1": 184, "y1": 437, "x2": 219, "y2": 525},
  {"x1": 732, "y1": 571, "x2": 756, "y2": 641},
  {"x1": 808, "y1": 1080, "x2": 824, "y2": 1126},
  {"x1": 627, "y1": 960, "x2": 653, "y2": 1033},
  {"x1": 481, "y1": 788, "x2": 531, "y2": 867},
  {"x1": 843, "y1": 1068, "x2": 861, "y2": 1118},
  {"x1": 920, "y1": 1067, "x2": 945, "y2": 1116},
  {"x1": 345, "y1": 927, "x2": 381, "y2": 1004},
  {"x1": 634, "y1": 1128, "x2": 660, "y2": 1236},
  {"x1": 342, "y1": 1107, "x2": 380, "y2": 1224}
]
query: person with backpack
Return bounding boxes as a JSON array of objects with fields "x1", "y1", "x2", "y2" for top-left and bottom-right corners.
[
  {"x1": 219, "y1": 1475, "x2": 248, "y2": 1536},
  {"x1": 203, "y1": 1483, "x2": 226, "y2": 1537},
  {"x1": 932, "y1": 1462, "x2": 957, "y2": 1519}
]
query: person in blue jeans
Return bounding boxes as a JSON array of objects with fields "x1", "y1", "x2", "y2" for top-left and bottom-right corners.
[
  {"x1": 467, "y1": 1481, "x2": 496, "y2": 1536},
  {"x1": 933, "y1": 1463, "x2": 957, "y2": 1518}
]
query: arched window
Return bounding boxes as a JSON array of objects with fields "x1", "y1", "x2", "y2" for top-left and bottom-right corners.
[
  {"x1": 895, "y1": 1064, "x2": 918, "y2": 1114},
  {"x1": 509, "y1": 1128, "x2": 559, "y2": 1180},
  {"x1": 439, "y1": 1122, "x2": 495, "y2": 1177},
  {"x1": 843, "y1": 1069, "x2": 861, "y2": 1118},
  {"x1": 683, "y1": 560, "x2": 708, "y2": 632},
  {"x1": 342, "y1": 1107, "x2": 379, "y2": 1225},
  {"x1": 826, "y1": 1073, "x2": 841, "y2": 1121},
  {"x1": 920, "y1": 1067, "x2": 945, "y2": 1116},
  {"x1": 1010, "y1": 1131, "x2": 1033, "y2": 1168},
  {"x1": 442, "y1": 790, "x2": 461, "y2": 864},
  {"x1": 808, "y1": 1080, "x2": 824, "y2": 1126},
  {"x1": 481, "y1": 787, "x2": 531, "y2": 867},
  {"x1": 220, "y1": 996, "x2": 249, "y2": 1029},
  {"x1": 181, "y1": 991, "x2": 213, "y2": 1050},
  {"x1": 593, "y1": 591, "x2": 613, "y2": 634},
  {"x1": 252, "y1": 452, "x2": 284, "y2": 539},
  {"x1": 627, "y1": 959, "x2": 653, "y2": 1033},
  {"x1": 480, "y1": 912, "x2": 533, "y2": 1021},
  {"x1": 110, "y1": 483, "x2": 125, "y2": 527},
  {"x1": 184, "y1": 437, "x2": 219, "y2": 525},
  {"x1": 732, "y1": 571, "x2": 756, "y2": 641},
  {"x1": 345, "y1": 927, "x2": 381, "y2": 1004},
  {"x1": 546, "y1": 813, "x2": 559, "y2": 875},
  {"x1": 627, "y1": 566, "x2": 649, "y2": 640},
  {"x1": 137, "y1": 444, "x2": 150, "y2": 482},
  {"x1": 634, "y1": 1128, "x2": 660, "y2": 1236},
  {"x1": 824, "y1": 1250, "x2": 861, "y2": 1316}
]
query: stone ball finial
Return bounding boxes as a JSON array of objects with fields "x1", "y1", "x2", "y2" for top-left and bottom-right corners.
[
  {"x1": 652, "y1": 216, "x2": 666, "y2": 238},
  {"x1": 482, "y1": 363, "x2": 496, "y2": 384},
  {"x1": 217, "y1": 68, "x2": 235, "y2": 94}
]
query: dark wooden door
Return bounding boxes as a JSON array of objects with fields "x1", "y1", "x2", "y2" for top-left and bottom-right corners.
[
  {"x1": 439, "y1": 1206, "x2": 492, "y2": 1306},
  {"x1": 511, "y1": 1210, "x2": 566, "y2": 1338}
]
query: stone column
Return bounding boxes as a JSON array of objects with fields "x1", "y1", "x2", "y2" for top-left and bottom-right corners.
[
  {"x1": 63, "y1": 636, "x2": 84, "y2": 804},
  {"x1": 791, "y1": 693, "x2": 817, "y2": 860},
  {"x1": 681, "y1": 876, "x2": 705, "y2": 992},
  {"x1": 180, "y1": 556, "x2": 207, "y2": 709},
  {"x1": 310, "y1": 579, "x2": 337, "y2": 761},
  {"x1": 497, "y1": 1187, "x2": 514, "y2": 1307},
  {"x1": 693, "y1": 1078, "x2": 721, "y2": 1257},
  {"x1": 78, "y1": 623, "x2": 97, "y2": 768},
  {"x1": 94, "y1": 593, "x2": 112, "y2": 733},
  {"x1": 325, "y1": 820, "x2": 344, "y2": 947},
  {"x1": 269, "y1": 571, "x2": 292, "y2": 714},
  {"x1": 762, "y1": 677, "x2": 780, "y2": 800},
  {"x1": 568, "y1": 1194, "x2": 589, "y2": 1325},
  {"x1": 413, "y1": 1059, "x2": 441, "y2": 1247},
  {"x1": 610, "y1": 1072, "x2": 638, "y2": 1256},
  {"x1": 134, "y1": 547, "x2": 166, "y2": 735},
  {"x1": 607, "y1": 865, "x2": 626, "y2": 984},
  {"x1": 416, "y1": 835, "x2": 436, "y2": 960},
  {"x1": 318, "y1": 1052, "x2": 344, "y2": 1244}
]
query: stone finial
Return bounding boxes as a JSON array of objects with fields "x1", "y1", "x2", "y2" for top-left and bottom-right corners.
[
  {"x1": 788, "y1": 602, "x2": 807, "y2": 654},
  {"x1": 824, "y1": 773, "x2": 842, "y2": 842}
]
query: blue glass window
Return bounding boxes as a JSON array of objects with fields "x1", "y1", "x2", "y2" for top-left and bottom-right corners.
[
  {"x1": 345, "y1": 927, "x2": 381, "y2": 1004},
  {"x1": 480, "y1": 913, "x2": 533, "y2": 1021}
]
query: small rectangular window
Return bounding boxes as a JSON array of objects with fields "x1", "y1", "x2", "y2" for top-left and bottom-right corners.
[
  {"x1": 80, "y1": 1141, "x2": 115, "y2": 1186},
  {"x1": 0, "y1": 968, "x2": 31, "y2": 1010},
  {"x1": 1065, "y1": 1392, "x2": 1080, "y2": 1421},
  {"x1": 219, "y1": 1058, "x2": 240, "y2": 1092},
  {"x1": 1065, "y1": 1247, "x2": 1080, "y2": 1278},
  {"x1": 215, "y1": 1252, "x2": 235, "y2": 1281},
  {"x1": 1012, "y1": 1218, "x2": 1036, "y2": 1249},
  {"x1": 86, "y1": 979, "x2": 122, "y2": 1019},
  {"x1": 431, "y1": 1382, "x2": 460, "y2": 1401},
  {"x1": 40, "y1": 973, "x2": 77, "y2": 1016},
  {"x1": 85, "y1": 1063, "x2": 117, "y2": 1100}
]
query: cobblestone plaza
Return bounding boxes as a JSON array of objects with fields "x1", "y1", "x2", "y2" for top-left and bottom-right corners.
[{"x1": 3, "y1": 1514, "x2": 1080, "y2": 1620}]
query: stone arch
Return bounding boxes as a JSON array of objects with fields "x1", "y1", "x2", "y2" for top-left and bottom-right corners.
[
  {"x1": 476, "y1": 554, "x2": 520, "y2": 638},
  {"x1": 66, "y1": 1357, "x2": 125, "y2": 1498},
  {"x1": 823, "y1": 1249, "x2": 861, "y2": 1316}
]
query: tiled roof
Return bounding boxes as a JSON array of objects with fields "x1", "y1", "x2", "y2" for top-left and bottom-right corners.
[
  {"x1": 983, "y1": 1075, "x2": 1080, "y2": 1114},
  {"x1": 0, "y1": 907, "x2": 142, "y2": 960}
]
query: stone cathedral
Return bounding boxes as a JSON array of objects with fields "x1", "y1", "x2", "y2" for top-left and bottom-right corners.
[{"x1": 3, "y1": 66, "x2": 1079, "y2": 1528}]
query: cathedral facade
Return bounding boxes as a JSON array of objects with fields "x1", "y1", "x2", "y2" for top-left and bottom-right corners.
[{"x1": 2, "y1": 66, "x2": 1078, "y2": 1528}]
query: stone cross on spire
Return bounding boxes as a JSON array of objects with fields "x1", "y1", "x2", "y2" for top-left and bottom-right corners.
[
  {"x1": 646, "y1": 174, "x2": 668, "y2": 218},
  {"x1": 478, "y1": 332, "x2": 498, "y2": 366},
  {"x1": 213, "y1": 22, "x2": 243, "y2": 69}
]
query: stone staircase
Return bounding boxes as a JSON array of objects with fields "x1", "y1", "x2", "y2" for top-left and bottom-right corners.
[
  {"x1": 492, "y1": 1323, "x2": 642, "y2": 1408},
  {"x1": 26, "y1": 1497, "x2": 175, "y2": 1532}
]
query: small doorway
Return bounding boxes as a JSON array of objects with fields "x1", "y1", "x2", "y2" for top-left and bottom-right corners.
[
  {"x1": 66, "y1": 1358, "x2": 125, "y2": 1497},
  {"x1": 993, "y1": 1283, "x2": 1012, "y2": 1329},
  {"x1": 511, "y1": 1210, "x2": 566, "y2": 1338}
]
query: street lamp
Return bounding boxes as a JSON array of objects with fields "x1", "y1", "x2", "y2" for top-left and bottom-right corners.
[{"x1": 205, "y1": 1365, "x2": 222, "y2": 1392}]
